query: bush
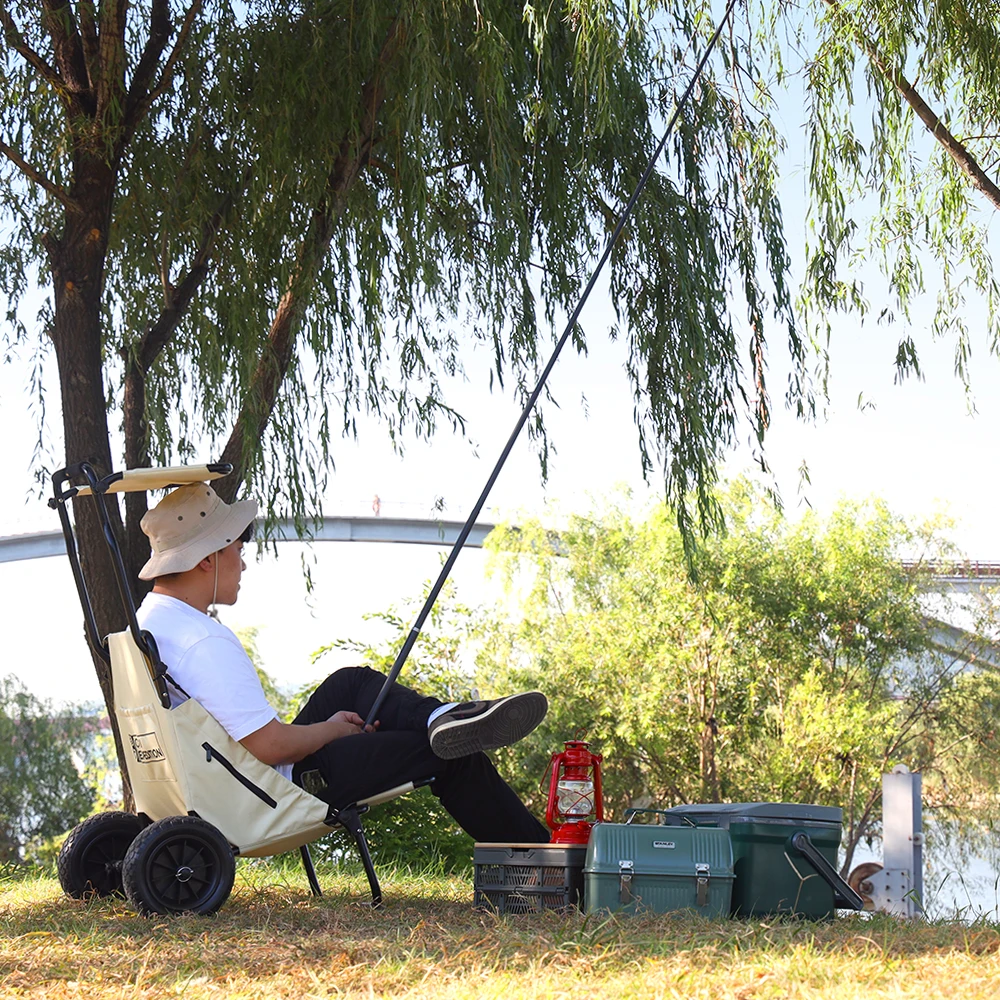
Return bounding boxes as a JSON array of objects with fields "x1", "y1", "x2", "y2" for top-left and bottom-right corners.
[{"x1": 0, "y1": 676, "x2": 96, "y2": 862}]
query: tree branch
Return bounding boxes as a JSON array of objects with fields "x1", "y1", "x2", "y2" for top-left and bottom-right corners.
[
  {"x1": 824, "y1": 0, "x2": 1000, "y2": 213},
  {"x1": 40, "y1": 0, "x2": 91, "y2": 103},
  {"x1": 842, "y1": 788, "x2": 881, "y2": 874},
  {"x1": 0, "y1": 4, "x2": 65, "y2": 96},
  {"x1": 76, "y1": 0, "x2": 99, "y2": 82},
  {"x1": 124, "y1": 0, "x2": 203, "y2": 143},
  {"x1": 148, "y1": 0, "x2": 201, "y2": 103},
  {"x1": 121, "y1": 184, "x2": 238, "y2": 577},
  {"x1": 96, "y1": 0, "x2": 128, "y2": 124},
  {"x1": 216, "y1": 17, "x2": 405, "y2": 499},
  {"x1": 124, "y1": 0, "x2": 171, "y2": 129},
  {"x1": 0, "y1": 139, "x2": 79, "y2": 210},
  {"x1": 135, "y1": 189, "x2": 236, "y2": 372}
]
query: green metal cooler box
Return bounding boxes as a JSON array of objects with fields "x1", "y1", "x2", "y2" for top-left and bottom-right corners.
[
  {"x1": 583, "y1": 822, "x2": 734, "y2": 916},
  {"x1": 656, "y1": 802, "x2": 855, "y2": 919}
]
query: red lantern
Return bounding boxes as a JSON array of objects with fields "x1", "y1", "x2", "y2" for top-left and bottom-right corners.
[{"x1": 545, "y1": 739, "x2": 604, "y2": 844}]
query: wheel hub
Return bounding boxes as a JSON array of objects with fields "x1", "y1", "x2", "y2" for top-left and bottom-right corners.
[{"x1": 175, "y1": 865, "x2": 195, "y2": 883}]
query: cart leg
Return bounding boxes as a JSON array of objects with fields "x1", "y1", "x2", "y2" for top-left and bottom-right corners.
[
  {"x1": 300, "y1": 844, "x2": 323, "y2": 897},
  {"x1": 335, "y1": 805, "x2": 382, "y2": 908}
]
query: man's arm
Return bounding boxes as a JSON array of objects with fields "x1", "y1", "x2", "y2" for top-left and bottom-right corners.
[{"x1": 241, "y1": 711, "x2": 373, "y2": 766}]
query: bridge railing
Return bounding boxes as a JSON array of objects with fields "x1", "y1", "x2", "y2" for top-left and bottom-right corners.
[{"x1": 901, "y1": 559, "x2": 1000, "y2": 578}]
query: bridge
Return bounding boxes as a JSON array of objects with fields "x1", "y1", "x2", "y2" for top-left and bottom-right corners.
[
  {"x1": 0, "y1": 516, "x2": 498, "y2": 565},
  {"x1": 6, "y1": 521, "x2": 1000, "y2": 669},
  {"x1": 900, "y1": 560, "x2": 1000, "y2": 592},
  {"x1": 4, "y1": 527, "x2": 1000, "y2": 590}
]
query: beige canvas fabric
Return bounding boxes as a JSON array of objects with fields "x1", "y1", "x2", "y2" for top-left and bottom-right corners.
[
  {"x1": 76, "y1": 465, "x2": 229, "y2": 496},
  {"x1": 108, "y1": 631, "x2": 331, "y2": 857}
]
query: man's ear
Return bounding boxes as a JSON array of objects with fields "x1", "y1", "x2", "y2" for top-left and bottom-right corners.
[{"x1": 196, "y1": 552, "x2": 217, "y2": 573}]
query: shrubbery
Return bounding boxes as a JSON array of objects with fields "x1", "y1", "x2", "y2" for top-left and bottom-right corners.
[
  {"x1": 0, "y1": 676, "x2": 96, "y2": 863},
  {"x1": 327, "y1": 485, "x2": 1000, "y2": 872}
]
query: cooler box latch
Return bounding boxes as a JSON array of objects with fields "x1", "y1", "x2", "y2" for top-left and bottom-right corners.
[
  {"x1": 618, "y1": 860, "x2": 634, "y2": 904},
  {"x1": 695, "y1": 863, "x2": 711, "y2": 906}
]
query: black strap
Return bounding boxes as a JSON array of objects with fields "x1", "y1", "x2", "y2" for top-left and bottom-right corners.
[
  {"x1": 202, "y1": 742, "x2": 278, "y2": 808},
  {"x1": 163, "y1": 671, "x2": 190, "y2": 700}
]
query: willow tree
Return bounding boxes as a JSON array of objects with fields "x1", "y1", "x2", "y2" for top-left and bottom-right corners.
[
  {"x1": 0, "y1": 2, "x2": 796, "y2": 793},
  {"x1": 762, "y1": 0, "x2": 1000, "y2": 375}
]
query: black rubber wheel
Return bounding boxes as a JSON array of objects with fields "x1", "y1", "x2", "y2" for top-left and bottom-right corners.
[
  {"x1": 122, "y1": 815, "x2": 235, "y2": 916},
  {"x1": 57, "y1": 811, "x2": 147, "y2": 899}
]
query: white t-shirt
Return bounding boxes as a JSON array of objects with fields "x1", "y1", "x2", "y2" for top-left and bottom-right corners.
[{"x1": 136, "y1": 592, "x2": 292, "y2": 780}]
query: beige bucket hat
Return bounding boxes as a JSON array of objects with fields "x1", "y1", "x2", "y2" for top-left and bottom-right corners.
[{"x1": 138, "y1": 483, "x2": 258, "y2": 581}]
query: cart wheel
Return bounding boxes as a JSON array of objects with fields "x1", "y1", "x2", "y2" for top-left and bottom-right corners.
[
  {"x1": 58, "y1": 811, "x2": 147, "y2": 899},
  {"x1": 122, "y1": 815, "x2": 235, "y2": 916}
]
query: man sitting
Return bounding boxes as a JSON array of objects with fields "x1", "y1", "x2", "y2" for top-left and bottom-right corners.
[{"x1": 135, "y1": 482, "x2": 549, "y2": 844}]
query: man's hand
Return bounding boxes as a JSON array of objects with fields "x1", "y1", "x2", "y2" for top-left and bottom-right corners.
[
  {"x1": 241, "y1": 712, "x2": 379, "y2": 765},
  {"x1": 328, "y1": 710, "x2": 379, "y2": 738}
]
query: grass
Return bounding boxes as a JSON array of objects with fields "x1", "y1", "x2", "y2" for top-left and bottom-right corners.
[{"x1": 3, "y1": 860, "x2": 1000, "y2": 999}]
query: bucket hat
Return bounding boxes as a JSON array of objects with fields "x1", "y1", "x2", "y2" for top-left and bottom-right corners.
[{"x1": 138, "y1": 483, "x2": 258, "y2": 581}]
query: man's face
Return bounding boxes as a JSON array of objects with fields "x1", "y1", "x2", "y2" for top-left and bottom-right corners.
[{"x1": 213, "y1": 539, "x2": 246, "y2": 605}]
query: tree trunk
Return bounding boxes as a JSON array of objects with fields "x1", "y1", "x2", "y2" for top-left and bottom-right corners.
[
  {"x1": 34, "y1": 11, "x2": 403, "y2": 813},
  {"x1": 698, "y1": 657, "x2": 721, "y2": 802},
  {"x1": 48, "y1": 158, "x2": 136, "y2": 810},
  {"x1": 122, "y1": 361, "x2": 153, "y2": 598}
]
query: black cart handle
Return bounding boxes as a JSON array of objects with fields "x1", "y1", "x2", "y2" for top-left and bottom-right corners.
[{"x1": 790, "y1": 831, "x2": 865, "y2": 910}]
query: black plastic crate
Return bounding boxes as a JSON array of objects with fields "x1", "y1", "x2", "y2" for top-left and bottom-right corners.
[{"x1": 473, "y1": 843, "x2": 586, "y2": 914}]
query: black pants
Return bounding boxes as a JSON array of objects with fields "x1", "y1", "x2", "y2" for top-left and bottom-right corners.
[{"x1": 291, "y1": 666, "x2": 548, "y2": 843}]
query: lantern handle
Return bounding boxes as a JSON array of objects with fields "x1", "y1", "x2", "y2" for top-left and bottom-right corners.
[{"x1": 539, "y1": 750, "x2": 562, "y2": 796}]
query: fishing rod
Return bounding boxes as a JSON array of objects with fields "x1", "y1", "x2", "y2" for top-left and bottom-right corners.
[{"x1": 365, "y1": 0, "x2": 740, "y2": 728}]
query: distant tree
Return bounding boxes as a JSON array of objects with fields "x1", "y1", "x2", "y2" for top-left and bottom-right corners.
[
  {"x1": 476, "y1": 486, "x2": 1000, "y2": 871},
  {"x1": 314, "y1": 579, "x2": 479, "y2": 705},
  {"x1": 0, "y1": 677, "x2": 95, "y2": 862}
]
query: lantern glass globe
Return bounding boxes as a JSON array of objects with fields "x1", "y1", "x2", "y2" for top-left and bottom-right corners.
[{"x1": 556, "y1": 779, "x2": 595, "y2": 816}]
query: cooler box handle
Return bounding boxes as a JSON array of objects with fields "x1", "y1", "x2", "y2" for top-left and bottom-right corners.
[
  {"x1": 790, "y1": 831, "x2": 865, "y2": 910},
  {"x1": 623, "y1": 807, "x2": 694, "y2": 827}
]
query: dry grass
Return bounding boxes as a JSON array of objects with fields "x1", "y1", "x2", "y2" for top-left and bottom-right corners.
[{"x1": 3, "y1": 862, "x2": 1000, "y2": 999}]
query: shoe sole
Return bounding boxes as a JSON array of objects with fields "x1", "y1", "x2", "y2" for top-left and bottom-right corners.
[{"x1": 429, "y1": 692, "x2": 548, "y2": 759}]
